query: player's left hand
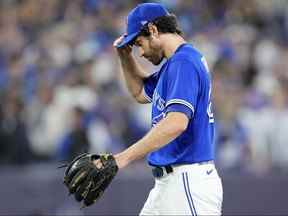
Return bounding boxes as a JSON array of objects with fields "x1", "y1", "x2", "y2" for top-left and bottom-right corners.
[{"x1": 62, "y1": 153, "x2": 118, "y2": 207}]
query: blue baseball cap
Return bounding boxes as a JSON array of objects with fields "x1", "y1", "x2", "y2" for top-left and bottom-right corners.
[{"x1": 116, "y1": 3, "x2": 169, "y2": 48}]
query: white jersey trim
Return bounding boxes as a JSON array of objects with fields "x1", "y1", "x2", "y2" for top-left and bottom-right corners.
[
  {"x1": 143, "y1": 88, "x2": 152, "y2": 102},
  {"x1": 165, "y1": 99, "x2": 195, "y2": 114}
]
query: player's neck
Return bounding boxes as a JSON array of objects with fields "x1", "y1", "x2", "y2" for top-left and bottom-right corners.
[{"x1": 161, "y1": 34, "x2": 186, "y2": 59}]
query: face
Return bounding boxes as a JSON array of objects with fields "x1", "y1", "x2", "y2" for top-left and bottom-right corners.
[{"x1": 134, "y1": 35, "x2": 164, "y2": 65}]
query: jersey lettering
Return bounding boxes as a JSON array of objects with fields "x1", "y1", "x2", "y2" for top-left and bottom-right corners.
[
  {"x1": 201, "y1": 56, "x2": 210, "y2": 73},
  {"x1": 207, "y1": 85, "x2": 214, "y2": 123},
  {"x1": 201, "y1": 56, "x2": 214, "y2": 123},
  {"x1": 152, "y1": 90, "x2": 165, "y2": 111}
]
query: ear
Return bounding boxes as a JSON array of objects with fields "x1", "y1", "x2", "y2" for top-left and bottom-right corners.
[{"x1": 148, "y1": 23, "x2": 159, "y2": 38}]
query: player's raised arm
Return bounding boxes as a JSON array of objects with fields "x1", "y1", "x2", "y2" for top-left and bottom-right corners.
[{"x1": 113, "y1": 36, "x2": 150, "y2": 104}]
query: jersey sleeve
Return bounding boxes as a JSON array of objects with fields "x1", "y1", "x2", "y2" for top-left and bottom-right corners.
[
  {"x1": 143, "y1": 71, "x2": 159, "y2": 102},
  {"x1": 165, "y1": 60, "x2": 199, "y2": 119}
]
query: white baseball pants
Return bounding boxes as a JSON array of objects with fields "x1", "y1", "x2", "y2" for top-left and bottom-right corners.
[{"x1": 139, "y1": 163, "x2": 223, "y2": 215}]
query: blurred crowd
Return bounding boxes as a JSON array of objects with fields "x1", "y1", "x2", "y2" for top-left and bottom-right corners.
[{"x1": 0, "y1": 0, "x2": 288, "y2": 175}]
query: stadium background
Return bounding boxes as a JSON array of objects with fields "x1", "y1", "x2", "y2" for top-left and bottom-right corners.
[{"x1": 0, "y1": 0, "x2": 287, "y2": 215}]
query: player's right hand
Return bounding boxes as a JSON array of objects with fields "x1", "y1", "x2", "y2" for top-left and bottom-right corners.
[{"x1": 113, "y1": 35, "x2": 132, "y2": 56}]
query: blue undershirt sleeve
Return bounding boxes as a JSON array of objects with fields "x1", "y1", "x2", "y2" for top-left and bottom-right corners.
[{"x1": 166, "y1": 103, "x2": 193, "y2": 119}]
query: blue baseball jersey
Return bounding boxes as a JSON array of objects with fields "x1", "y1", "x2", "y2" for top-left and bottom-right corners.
[{"x1": 143, "y1": 44, "x2": 215, "y2": 166}]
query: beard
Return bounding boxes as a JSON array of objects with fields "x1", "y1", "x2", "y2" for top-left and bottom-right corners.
[
  {"x1": 150, "y1": 56, "x2": 164, "y2": 65},
  {"x1": 143, "y1": 41, "x2": 164, "y2": 65},
  {"x1": 145, "y1": 52, "x2": 164, "y2": 65}
]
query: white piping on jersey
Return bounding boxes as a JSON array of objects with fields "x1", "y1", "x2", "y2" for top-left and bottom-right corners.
[
  {"x1": 143, "y1": 89, "x2": 152, "y2": 102},
  {"x1": 165, "y1": 99, "x2": 195, "y2": 113}
]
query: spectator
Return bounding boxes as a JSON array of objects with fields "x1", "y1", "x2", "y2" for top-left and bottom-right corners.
[
  {"x1": 0, "y1": 84, "x2": 32, "y2": 164},
  {"x1": 57, "y1": 106, "x2": 89, "y2": 161}
]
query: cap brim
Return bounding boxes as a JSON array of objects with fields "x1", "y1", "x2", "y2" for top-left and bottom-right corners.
[{"x1": 116, "y1": 32, "x2": 139, "y2": 48}]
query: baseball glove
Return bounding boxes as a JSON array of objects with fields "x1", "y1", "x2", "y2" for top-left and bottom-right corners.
[{"x1": 62, "y1": 153, "x2": 118, "y2": 207}]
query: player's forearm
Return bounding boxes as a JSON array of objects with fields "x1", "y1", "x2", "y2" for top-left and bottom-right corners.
[
  {"x1": 119, "y1": 54, "x2": 148, "y2": 98},
  {"x1": 120, "y1": 53, "x2": 148, "y2": 78},
  {"x1": 115, "y1": 112, "x2": 188, "y2": 168}
]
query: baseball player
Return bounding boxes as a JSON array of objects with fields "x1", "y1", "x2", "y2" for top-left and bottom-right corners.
[{"x1": 112, "y1": 3, "x2": 223, "y2": 215}]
